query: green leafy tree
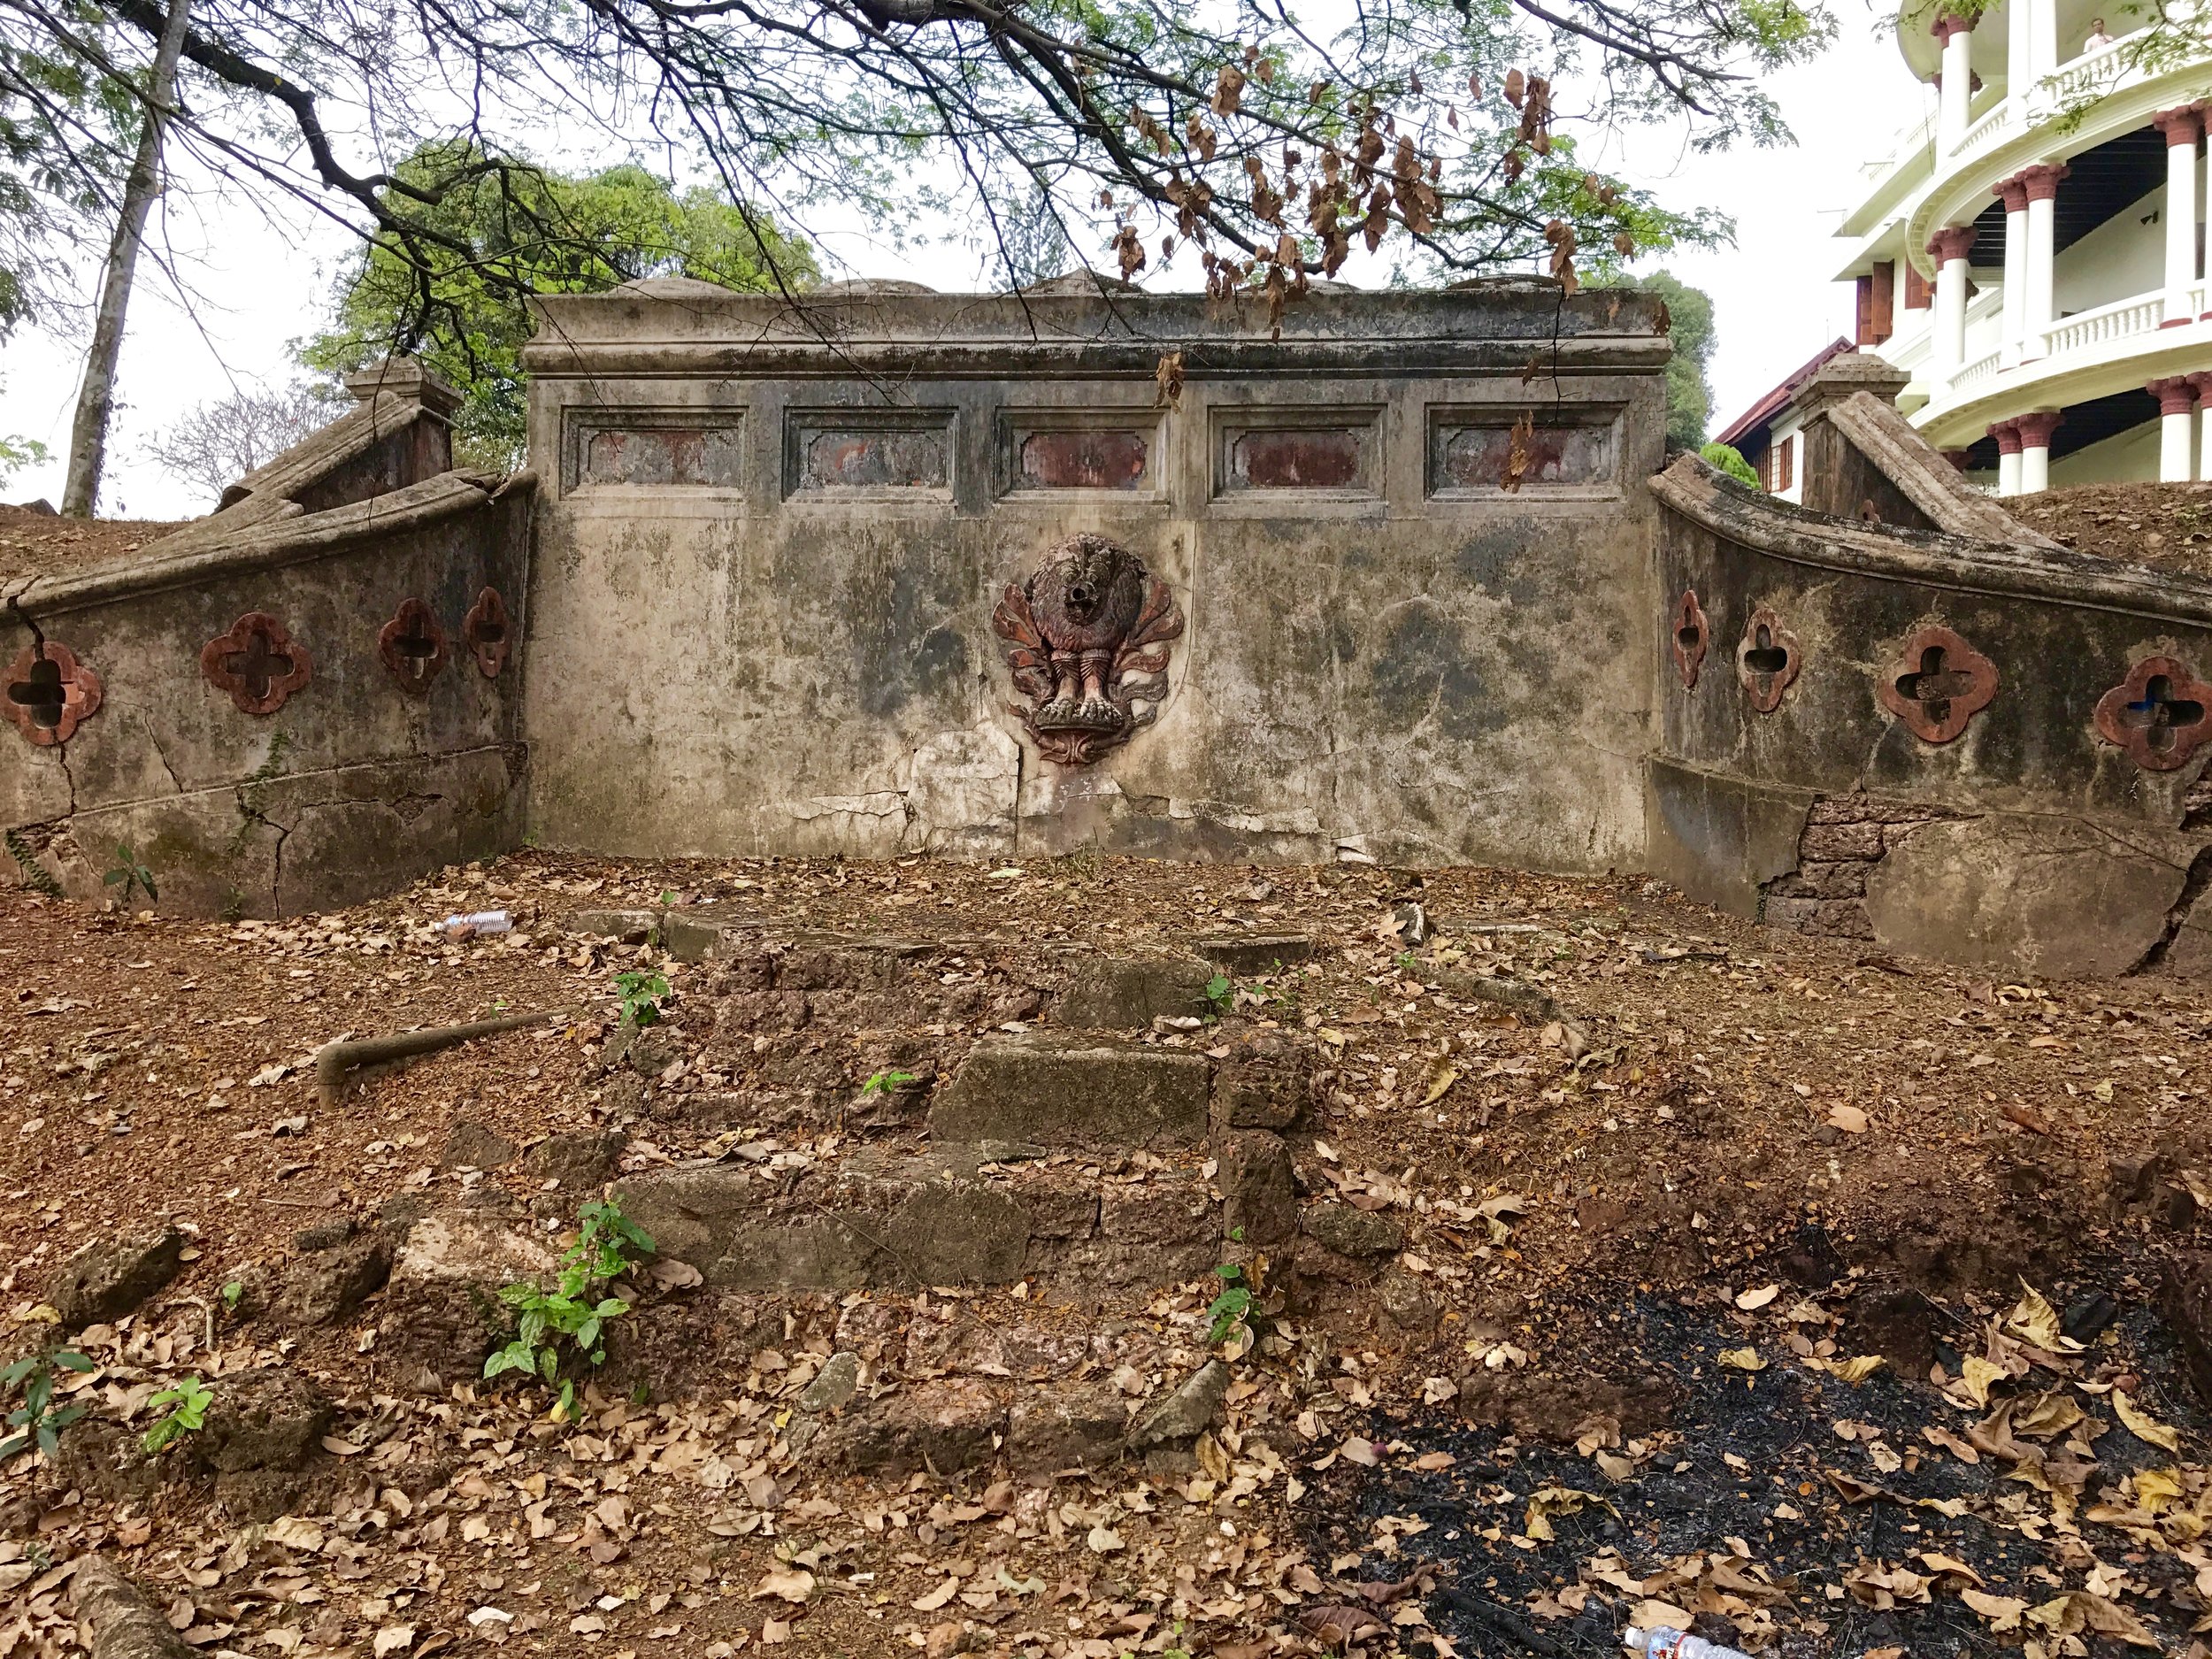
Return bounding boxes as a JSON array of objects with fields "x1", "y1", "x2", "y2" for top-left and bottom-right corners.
[
  {"x1": 1601, "y1": 268, "x2": 1717, "y2": 449},
  {"x1": 301, "y1": 147, "x2": 818, "y2": 468},
  {"x1": 8, "y1": 0, "x2": 1830, "y2": 382}
]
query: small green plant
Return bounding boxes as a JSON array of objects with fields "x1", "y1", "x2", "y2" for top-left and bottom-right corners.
[
  {"x1": 860, "y1": 1069, "x2": 921, "y2": 1095},
  {"x1": 613, "y1": 968, "x2": 670, "y2": 1028},
  {"x1": 104, "y1": 842, "x2": 157, "y2": 907},
  {"x1": 484, "y1": 1198, "x2": 656, "y2": 1420},
  {"x1": 4, "y1": 827, "x2": 64, "y2": 898},
  {"x1": 1202, "y1": 973, "x2": 1233, "y2": 1018},
  {"x1": 220, "y1": 1280, "x2": 244, "y2": 1312},
  {"x1": 142, "y1": 1376, "x2": 213, "y2": 1454},
  {"x1": 1, "y1": 1348, "x2": 95, "y2": 1461},
  {"x1": 1701, "y1": 441, "x2": 1760, "y2": 488},
  {"x1": 231, "y1": 730, "x2": 292, "y2": 853},
  {"x1": 1207, "y1": 1261, "x2": 1254, "y2": 1346}
]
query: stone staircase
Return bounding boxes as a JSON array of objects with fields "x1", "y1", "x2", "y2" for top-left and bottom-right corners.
[
  {"x1": 370, "y1": 911, "x2": 1363, "y2": 1475},
  {"x1": 595, "y1": 917, "x2": 1318, "y2": 1299}
]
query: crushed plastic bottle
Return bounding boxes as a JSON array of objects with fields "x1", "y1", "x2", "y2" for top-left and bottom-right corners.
[
  {"x1": 1624, "y1": 1629, "x2": 1754, "y2": 1659},
  {"x1": 440, "y1": 909, "x2": 511, "y2": 941}
]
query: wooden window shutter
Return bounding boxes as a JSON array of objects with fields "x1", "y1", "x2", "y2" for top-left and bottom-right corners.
[
  {"x1": 1903, "y1": 259, "x2": 1931, "y2": 311},
  {"x1": 1870, "y1": 262, "x2": 1896, "y2": 342},
  {"x1": 1855, "y1": 275, "x2": 1876, "y2": 345},
  {"x1": 1776, "y1": 435, "x2": 1795, "y2": 493}
]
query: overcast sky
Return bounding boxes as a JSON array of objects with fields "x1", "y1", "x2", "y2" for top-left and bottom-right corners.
[{"x1": 0, "y1": 2, "x2": 1919, "y2": 519}]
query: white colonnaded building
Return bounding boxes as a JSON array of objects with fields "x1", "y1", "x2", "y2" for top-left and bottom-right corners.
[{"x1": 1722, "y1": 1, "x2": 2212, "y2": 500}]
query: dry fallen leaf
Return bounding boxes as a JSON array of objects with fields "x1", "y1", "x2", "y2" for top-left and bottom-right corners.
[
  {"x1": 1825, "y1": 1103, "x2": 1869, "y2": 1133},
  {"x1": 2113, "y1": 1391, "x2": 2181, "y2": 1453},
  {"x1": 753, "y1": 1571, "x2": 814, "y2": 1604},
  {"x1": 1735, "y1": 1284, "x2": 1780, "y2": 1311},
  {"x1": 1717, "y1": 1346, "x2": 1764, "y2": 1371}
]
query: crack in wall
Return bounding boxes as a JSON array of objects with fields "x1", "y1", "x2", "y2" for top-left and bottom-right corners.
[{"x1": 2128, "y1": 841, "x2": 2212, "y2": 975}]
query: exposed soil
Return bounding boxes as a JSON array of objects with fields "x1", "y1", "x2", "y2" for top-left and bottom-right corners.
[
  {"x1": 4, "y1": 852, "x2": 2212, "y2": 1659},
  {"x1": 2005, "y1": 482, "x2": 2212, "y2": 580},
  {"x1": 0, "y1": 506, "x2": 190, "y2": 585}
]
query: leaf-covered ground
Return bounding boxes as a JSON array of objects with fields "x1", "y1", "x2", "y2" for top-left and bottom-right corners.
[{"x1": 4, "y1": 851, "x2": 2211, "y2": 1659}]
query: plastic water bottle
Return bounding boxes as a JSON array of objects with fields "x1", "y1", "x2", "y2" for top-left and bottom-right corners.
[
  {"x1": 441, "y1": 909, "x2": 511, "y2": 940},
  {"x1": 1625, "y1": 1629, "x2": 1753, "y2": 1659}
]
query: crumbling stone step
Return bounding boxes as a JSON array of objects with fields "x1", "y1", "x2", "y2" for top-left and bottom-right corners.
[
  {"x1": 931, "y1": 1030, "x2": 1210, "y2": 1148},
  {"x1": 610, "y1": 1148, "x2": 1230, "y2": 1294}
]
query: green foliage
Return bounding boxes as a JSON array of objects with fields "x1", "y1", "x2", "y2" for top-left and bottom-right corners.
[
  {"x1": 484, "y1": 1198, "x2": 656, "y2": 1420},
  {"x1": 0, "y1": 433, "x2": 45, "y2": 486},
  {"x1": 5, "y1": 827, "x2": 62, "y2": 898},
  {"x1": 1202, "y1": 973, "x2": 1233, "y2": 1017},
  {"x1": 614, "y1": 969, "x2": 669, "y2": 1029},
  {"x1": 142, "y1": 1375, "x2": 212, "y2": 1454},
  {"x1": 1206, "y1": 1262, "x2": 1255, "y2": 1346},
  {"x1": 1, "y1": 1348, "x2": 94, "y2": 1461},
  {"x1": 220, "y1": 1280, "x2": 244, "y2": 1312},
  {"x1": 1599, "y1": 269, "x2": 1717, "y2": 449},
  {"x1": 232, "y1": 730, "x2": 291, "y2": 853},
  {"x1": 1701, "y1": 442, "x2": 1760, "y2": 488},
  {"x1": 860, "y1": 1069, "x2": 922, "y2": 1095},
  {"x1": 103, "y1": 842, "x2": 156, "y2": 907},
  {"x1": 301, "y1": 143, "x2": 815, "y2": 469}
]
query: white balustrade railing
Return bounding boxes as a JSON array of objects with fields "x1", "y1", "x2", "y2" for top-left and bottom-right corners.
[
  {"x1": 1952, "y1": 349, "x2": 2003, "y2": 394},
  {"x1": 2032, "y1": 293, "x2": 2163, "y2": 360},
  {"x1": 1956, "y1": 98, "x2": 2014, "y2": 161},
  {"x1": 2041, "y1": 27, "x2": 2148, "y2": 107}
]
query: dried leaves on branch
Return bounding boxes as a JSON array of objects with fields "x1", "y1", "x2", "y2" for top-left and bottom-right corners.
[{"x1": 4, "y1": 0, "x2": 1830, "y2": 352}]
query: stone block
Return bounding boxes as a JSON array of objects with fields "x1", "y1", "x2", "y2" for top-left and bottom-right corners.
[
  {"x1": 47, "y1": 1225, "x2": 184, "y2": 1329},
  {"x1": 268, "y1": 1233, "x2": 391, "y2": 1327},
  {"x1": 1012, "y1": 1170, "x2": 1100, "y2": 1240},
  {"x1": 2162, "y1": 1254, "x2": 2212, "y2": 1409},
  {"x1": 1056, "y1": 957, "x2": 1217, "y2": 1029},
  {"x1": 884, "y1": 1180, "x2": 1030, "y2": 1286},
  {"x1": 1008, "y1": 1383, "x2": 1129, "y2": 1471},
  {"x1": 440, "y1": 1121, "x2": 517, "y2": 1171},
  {"x1": 833, "y1": 1379, "x2": 1004, "y2": 1476},
  {"x1": 1194, "y1": 934, "x2": 1315, "y2": 974},
  {"x1": 196, "y1": 1366, "x2": 333, "y2": 1474},
  {"x1": 1302, "y1": 1203, "x2": 1403, "y2": 1258},
  {"x1": 1129, "y1": 1360, "x2": 1228, "y2": 1448},
  {"x1": 523, "y1": 1130, "x2": 626, "y2": 1193},
  {"x1": 659, "y1": 907, "x2": 757, "y2": 962},
  {"x1": 567, "y1": 907, "x2": 661, "y2": 944},
  {"x1": 1211, "y1": 1033, "x2": 1311, "y2": 1130},
  {"x1": 1218, "y1": 1133, "x2": 1298, "y2": 1246},
  {"x1": 932, "y1": 1033, "x2": 1210, "y2": 1149},
  {"x1": 1865, "y1": 814, "x2": 2194, "y2": 979},
  {"x1": 1799, "y1": 822, "x2": 1882, "y2": 861}
]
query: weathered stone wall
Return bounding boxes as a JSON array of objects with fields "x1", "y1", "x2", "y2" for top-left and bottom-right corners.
[
  {"x1": 519, "y1": 280, "x2": 1671, "y2": 869},
  {"x1": 3, "y1": 377, "x2": 532, "y2": 918},
  {"x1": 1648, "y1": 438, "x2": 2212, "y2": 979}
]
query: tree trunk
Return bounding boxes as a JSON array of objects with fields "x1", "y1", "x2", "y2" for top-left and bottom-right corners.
[{"x1": 60, "y1": 0, "x2": 195, "y2": 518}]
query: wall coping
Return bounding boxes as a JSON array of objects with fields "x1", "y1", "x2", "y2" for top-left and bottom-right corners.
[
  {"x1": 1651, "y1": 452, "x2": 2212, "y2": 628},
  {"x1": 521, "y1": 282, "x2": 1673, "y2": 380},
  {"x1": 4, "y1": 472, "x2": 533, "y2": 623},
  {"x1": 1819, "y1": 388, "x2": 2062, "y2": 548}
]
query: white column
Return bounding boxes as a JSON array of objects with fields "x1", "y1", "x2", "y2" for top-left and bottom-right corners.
[
  {"x1": 2158, "y1": 108, "x2": 2202, "y2": 326},
  {"x1": 2020, "y1": 163, "x2": 2067, "y2": 360},
  {"x1": 2018, "y1": 411, "x2": 2061, "y2": 494},
  {"x1": 2154, "y1": 379, "x2": 2197, "y2": 480},
  {"x1": 2027, "y1": 0, "x2": 2058, "y2": 82},
  {"x1": 2195, "y1": 375, "x2": 2212, "y2": 479},
  {"x1": 1994, "y1": 422, "x2": 2023, "y2": 495},
  {"x1": 2000, "y1": 177, "x2": 2028, "y2": 367},
  {"x1": 1929, "y1": 227, "x2": 1975, "y2": 381},
  {"x1": 1937, "y1": 16, "x2": 1976, "y2": 155},
  {"x1": 2008, "y1": 0, "x2": 2034, "y2": 99}
]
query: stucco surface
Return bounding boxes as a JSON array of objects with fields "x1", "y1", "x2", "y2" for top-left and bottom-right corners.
[{"x1": 521, "y1": 285, "x2": 1671, "y2": 869}]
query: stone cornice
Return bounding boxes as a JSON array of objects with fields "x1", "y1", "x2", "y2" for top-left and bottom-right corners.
[
  {"x1": 521, "y1": 283, "x2": 1672, "y2": 380},
  {"x1": 1651, "y1": 453, "x2": 2212, "y2": 627}
]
